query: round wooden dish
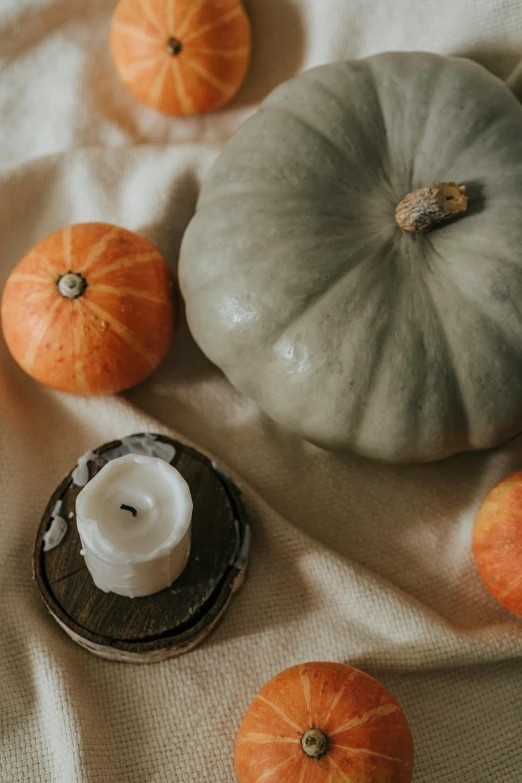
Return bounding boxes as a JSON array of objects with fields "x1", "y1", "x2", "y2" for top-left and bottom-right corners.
[{"x1": 34, "y1": 433, "x2": 250, "y2": 663}]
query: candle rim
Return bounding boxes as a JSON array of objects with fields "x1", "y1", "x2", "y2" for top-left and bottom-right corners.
[{"x1": 76, "y1": 454, "x2": 193, "y2": 565}]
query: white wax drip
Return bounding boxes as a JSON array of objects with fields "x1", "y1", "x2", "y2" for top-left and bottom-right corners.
[
  {"x1": 43, "y1": 501, "x2": 68, "y2": 552},
  {"x1": 71, "y1": 435, "x2": 176, "y2": 488},
  {"x1": 72, "y1": 451, "x2": 95, "y2": 487}
]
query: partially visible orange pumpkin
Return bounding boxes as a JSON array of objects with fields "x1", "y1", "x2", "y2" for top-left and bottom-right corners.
[
  {"x1": 110, "y1": 0, "x2": 251, "y2": 116},
  {"x1": 1, "y1": 223, "x2": 175, "y2": 396},
  {"x1": 235, "y1": 662, "x2": 414, "y2": 783},
  {"x1": 472, "y1": 471, "x2": 522, "y2": 618}
]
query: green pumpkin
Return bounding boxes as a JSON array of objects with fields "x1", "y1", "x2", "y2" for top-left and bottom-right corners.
[{"x1": 179, "y1": 52, "x2": 522, "y2": 463}]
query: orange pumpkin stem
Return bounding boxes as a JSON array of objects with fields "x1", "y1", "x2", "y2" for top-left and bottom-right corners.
[
  {"x1": 167, "y1": 37, "x2": 182, "y2": 56},
  {"x1": 301, "y1": 728, "x2": 327, "y2": 759}
]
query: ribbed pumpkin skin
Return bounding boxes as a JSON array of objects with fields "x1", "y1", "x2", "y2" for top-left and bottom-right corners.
[
  {"x1": 180, "y1": 52, "x2": 522, "y2": 463},
  {"x1": 472, "y1": 471, "x2": 522, "y2": 617},
  {"x1": 110, "y1": 0, "x2": 251, "y2": 116},
  {"x1": 235, "y1": 662, "x2": 414, "y2": 783},
  {"x1": 1, "y1": 223, "x2": 175, "y2": 395}
]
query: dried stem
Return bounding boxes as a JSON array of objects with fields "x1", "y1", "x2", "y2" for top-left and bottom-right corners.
[
  {"x1": 395, "y1": 182, "x2": 468, "y2": 232},
  {"x1": 301, "y1": 729, "x2": 328, "y2": 759}
]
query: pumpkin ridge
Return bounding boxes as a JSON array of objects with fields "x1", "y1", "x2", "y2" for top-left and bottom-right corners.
[
  {"x1": 118, "y1": 53, "x2": 163, "y2": 82},
  {"x1": 427, "y1": 246, "x2": 522, "y2": 355},
  {"x1": 112, "y1": 21, "x2": 157, "y2": 43},
  {"x1": 259, "y1": 240, "x2": 396, "y2": 443},
  {"x1": 334, "y1": 242, "x2": 400, "y2": 446},
  {"x1": 364, "y1": 62, "x2": 392, "y2": 187},
  {"x1": 87, "y1": 251, "x2": 161, "y2": 280},
  {"x1": 328, "y1": 703, "x2": 400, "y2": 737},
  {"x1": 92, "y1": 284, "x2": 170, "y2": 304},
  {"x1": 7, "y1": 273, "x2": 50, "y2": 285},
  {"x1": 329, "y1": 743, "x2": 410, "y2": 766},
  {"x1": 238, "y1": 732, "x2": 298, "y2": 746},
  {"x1": 83, "y1": 299, "x2": 158, "y2": 369},
  {"x1": 441, "y1": 90, "x2": 522, "y2": 173},
  {"x1": 391, "y1": 256, "x2": 434, "y2": 437},
  {"x1": 263, "y1": 237, "x2": 380, "y2": 355},
  {"x1": 252, "y1": 753, "x2": 296, "y2": 783},
  {"x1": 182, "y1": 6, "x2": 243, "y2": 45},
  {"x1": 262, "y1": 104, "x2": 354, "y2": 174},
  {"x1": 422, "y1": 278, "x2": 474, "y2": 445},
  {"x1": 298, "y1": 665, "x2": 313, "y2": 725},
  {"x1": 199, "y1": 189, "x2": 353, "y2": 212},
  {"x1": 171, "y1": 57, "x2": 194, "y2": 114},
  {"x1": 434, "y1": 237, "x2": 522, "y2": 276},
  {"x1": 138, "y1": 0, "x2": 163, "y2": 34},
  {"x1": 196, "y1": 188, "x2": 325, "y2": 210},
  {"x1": 62, "y1": 226, "x2": 73, "y2": 270},
  {"x1": 322, "y1": 670, "x2": 358, "y2": 727},
  {"x1": 79, "y1": 226, "x2": 122, "y2": 275},
  {"x1": 25, "y1": 297, "x2": 63, "y2": 370},
  {"x1": 175, "y1": 0, "x2": 207, "y2": 39},
  {"x1": 257, "y1": 695, "x2": 304, "y2": 734},
  {"x1": 149, "y1": 59, "x2": 170, "y2": 103},
  {"x1": 327, "y1": 753, "x2": 351, "y2": 782},
  {"x1": 270, "y1": 68, "x2": 391, "y2": 190},
  {"x1": 2, "y1": 287, "x2": 55, "y2": 309},
  {"x1": 167, "y1": 0, "x2": 176, "y2": 31},
  {"x1": 183, "y1": 57, "x2": 236, "y2": 96},
  {"x1": 457, "y1": 283, "x2": 522, "y2": 354},
  {"x1": 186, "y1": 45, "x2": 250, "y2": 57},
  {"x1": 352, "y1": 255, "x2": 445, "y2": 457},
  {"x1": 407, "y1": 56, "x2": 450, "y2": 186},
  {"x1": 30, "y1": 251, "x2": 66, "y2": 277},
  {"x1": 71, "y1": 301, "x2": 92, "y2": 395}
]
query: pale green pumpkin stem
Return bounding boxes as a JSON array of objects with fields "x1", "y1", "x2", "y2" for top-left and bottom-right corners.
[
  {"x1": 395, "y1": 182, "x2": 468, "y2": 232},
  {"x1": 301, "y1": 728, "x2": 328, "y2": 759},
  {"x1": 57, "y1": 272, "x2": 87, "y2": 300}
]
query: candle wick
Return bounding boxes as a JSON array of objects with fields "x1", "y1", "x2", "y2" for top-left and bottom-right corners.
[{"x1": 120, "y1": 504, "x2": 138, "y2": 517}]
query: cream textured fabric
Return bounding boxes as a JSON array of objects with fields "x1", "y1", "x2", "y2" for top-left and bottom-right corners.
[{"x1": 2, "y1": 1, "x2": 522, "y2": 781}]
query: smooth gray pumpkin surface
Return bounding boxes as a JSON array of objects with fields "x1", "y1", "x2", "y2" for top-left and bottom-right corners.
[{"x1": 179, "y1": 52, "x2": 522, "y2": 463}]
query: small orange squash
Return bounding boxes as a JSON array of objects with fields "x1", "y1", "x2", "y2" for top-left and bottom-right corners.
[
  {"x1": 235, "y1": 662, "x2": 414, "y2": 783},
  {"x1": 1, "y1": 223, "x2": 175, "y2": 396},
  {"x1": 109, "y1": 0, "x2": 251, "y2": 116},
  {"x1": 472, "y1": 471, "x2": 522, "y2": 618}
]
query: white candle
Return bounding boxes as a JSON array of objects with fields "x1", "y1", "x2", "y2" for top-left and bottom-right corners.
[{"x1": 76, "y1": 453, "x2": 192, "y2": 598}]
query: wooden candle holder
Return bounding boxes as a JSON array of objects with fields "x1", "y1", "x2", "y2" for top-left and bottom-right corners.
[{"x1": 33, "y1": 434, "x2": 250, "y2": 663}]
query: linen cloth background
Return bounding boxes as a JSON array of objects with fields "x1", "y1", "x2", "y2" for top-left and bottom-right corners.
[{"x1": 2, "y1": 1, "x2": 522, "y2": 781}]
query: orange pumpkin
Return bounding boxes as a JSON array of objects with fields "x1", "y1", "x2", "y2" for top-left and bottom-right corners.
[
  {"x1": 472, "y1": 471, "x2": 522, "y2": 617},
  {"x1": 109, "y1": 0, "x2": 251, "y2": 116},
  {"x1": 235, "y1": 662, "x2": 414, "y2": 783},
  {"x1": 1, "y1": 223, "x2": 175, "y2": 396}
]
